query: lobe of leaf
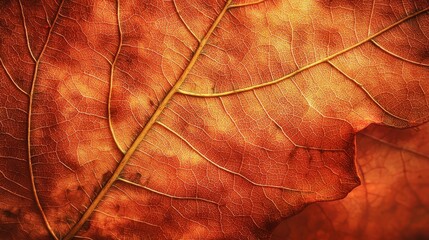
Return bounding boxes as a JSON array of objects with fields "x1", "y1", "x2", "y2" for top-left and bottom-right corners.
[
  {"x1": 0, "y1": 0, "x2": 428, "y2": 239},
  {"x1": 272, "y1": 122, "x2": 429, "y2": 240}
]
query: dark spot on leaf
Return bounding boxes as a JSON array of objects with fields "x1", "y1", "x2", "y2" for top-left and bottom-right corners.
[
  {"x1": 262, "y1": 218, "x2": 279, "y2": 232},
  {"x1": 2, "y1": 209, "x2": 18, "y2": 219},
  {"x1": 250, "y1": 221, "x2": 271, "y2": 238},
  {"x1": 101, "y1": 172, "x2": 112, "y2": 186},
  {"x1": 82, "y1": 221, "x2": 91, "y2": 231},
  {"x1": 117, "y1": 47, "x2": 141, "y2": 73},
  {"x1": 288, "y1": 148, "x2": 298, "y2": 161},
  {"x1": 131, "y1": 172, "x2": 142, "y2": 183},
  {"x1": 162, "y1": 209, "x2": 175, "y2": 226},
  {"x1": 114, "y1": 204, "x2": 120, "y2": 212},
  {"x1": 418, "y1": 48, "x2": 429, "y2": 62}
]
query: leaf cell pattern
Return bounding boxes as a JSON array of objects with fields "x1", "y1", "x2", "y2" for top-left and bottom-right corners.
[{"x1": 0, "y1": 0, "x2": 428, "y2": 239}]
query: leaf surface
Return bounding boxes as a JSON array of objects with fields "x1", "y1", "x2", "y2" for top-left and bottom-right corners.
[
  {"x1": 0, "y1": 0, "x2": 428, "y2": 239},
  {"x1": 272, "y1": 122, "x2": 429, "y2": 239}
]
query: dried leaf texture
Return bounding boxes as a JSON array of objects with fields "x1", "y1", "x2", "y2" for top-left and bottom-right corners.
[
  {"x1": 0, "y1": 0, "x2": 428, "y2": 239},
  {"x1": 272, "y1": 122, "x2": 429, "y2": 240}
]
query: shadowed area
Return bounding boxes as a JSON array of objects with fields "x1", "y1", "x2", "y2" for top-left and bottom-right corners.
[{"x1": 272, "y1": 122, "x2": 429, "y2": 240}]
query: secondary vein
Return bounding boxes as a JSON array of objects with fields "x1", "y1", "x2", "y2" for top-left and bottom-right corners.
[
  {"x1": 108, "y1": 0, "x2": 126, "y2": 154},
  {"x1": 177, "y1": 7, "x2": 429, "y2": 97},
  {"x1": 63, "y1": 0, "x2": 233, "y2": 239},
  {"x1": 24, "y1": 0, "x2": 65, "y2": 239}
]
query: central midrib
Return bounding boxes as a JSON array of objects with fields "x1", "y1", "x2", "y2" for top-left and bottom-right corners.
[{"x1": 62, "y1": 0, "x2": 233, "y2": 239}]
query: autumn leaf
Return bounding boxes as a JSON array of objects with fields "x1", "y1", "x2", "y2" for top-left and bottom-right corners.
[
  {"x1": 272, "y1": 122, "x2": 429, "y2": 240},
  {"x1": 0, "y1": 0, "x2": 428, "y2": 239}
]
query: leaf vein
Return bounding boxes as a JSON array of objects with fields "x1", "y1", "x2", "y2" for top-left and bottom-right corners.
[
  {"x1": 108, "y1": 0, "x2": 126, "y2": 154},
  {"x1": 370, "y1": 39, "x2": 429, "y2": 67},
  {"x1": 177, "y1": 7, "x2": 429, "y2": 97},
  {"x1": 25, "y1": 0, "x2": 65, "y2": 238},
  {"x1": 63, "y1": 1, "x2": 234, "y2": 238},
  {"x1": 157, "y1": 121, "x2": 317, "y2": 193}
]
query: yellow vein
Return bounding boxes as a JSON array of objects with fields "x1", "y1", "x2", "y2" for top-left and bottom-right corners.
[
  {"x1": 327, "y1": 60, "x2": 411, "y2": 122},
  {"x1": 18, "y1": 0, "x2": 36, "y2": 62},
  {"x1": 0, "y1": 57, "x2": 28, "y2": 95},
  {"x1": 177, "y1": 7, "x2": 429, "y2": 97},
  {"x1": 0, "y1": 184, "x2": 32, "y2": 200},
  {"x1": 117, "y1": 177, "x2": 220, "y2": 205},
  {"x1": 157, "y1": 121, "x2": 315, "y2": 193},
  {"x1": 173, "y1": 0, "x2": 200, "y2": 43},
  {"x1": 108, "y1": 0, "x2": 125, "y2": 154},
  {"x1": 97, "y1": 212, "x2": 160, "y2": 228},
  {"x1": 371, "y1": 39, "x2": 429, "y2": 67},
  {"x1": 228, "y1": 0, "x2": 266, "y2": 9},
  {"x1": 0, "y1": 168, "x2": 32, "y2": 200},
  {"x1": 63, "y1": 0, "x2": 233, "y2": 239},
  {"x1": 367, "y1": 0, "x2": 375, "y2": 36},
  {"x1": 252, "y1": 89, "x2": 347, "y2": 152},
  {"x1": 23, "y1": 0, "x2": 65, "y2": 239}
]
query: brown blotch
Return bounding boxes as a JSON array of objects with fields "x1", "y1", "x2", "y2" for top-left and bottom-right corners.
[
  {"x1": 418, "y1": 47, "x2": 429, "y2": 62},
  {"x1": 130, "y1": 172, "x2": 142, "y2": 184},
  {"x1": 161, "y1": 209, "x2": 176, "y2": 226},
  {"x1": 82, "y1": 221, "x2": 91, "y2": 231},
  {"x1": 109, "y1": 103, "x2": 119, "y2": 120},
  {"x1": 288, "y1": 148, "x2": 299, "y2": 161},
  {"x1": 116, "y1": 45, "x2": 142, "y2": 73},
  {"x1": 101, "y1": 171, "x2": 112, "y2": 186},
  {"x1": 261, "y1": 218, "x2": 280, "y2": 234},
  {"x1": 2, "y1": 208, "x2": 19, "y2": 219},
  {"x1": 114, "y1": 204, "x2": 121, "y2": 213}
]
